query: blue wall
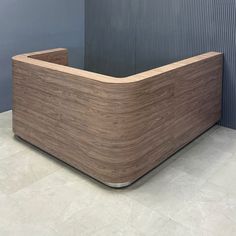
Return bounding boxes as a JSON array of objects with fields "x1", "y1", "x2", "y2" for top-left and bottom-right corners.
[
  {"x1": 0, "y1": 0, "x2": 84, "y2": 112},
  {"x1": 85, "y1": 0, "x2": 236, "y2": 129}
]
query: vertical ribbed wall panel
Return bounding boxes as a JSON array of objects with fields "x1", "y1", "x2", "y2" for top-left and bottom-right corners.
[{"x1": 85, "y1": 0, "x2": 236, "y2": 129}]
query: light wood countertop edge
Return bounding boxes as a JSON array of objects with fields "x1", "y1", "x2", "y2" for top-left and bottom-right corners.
[{"x1": 12, "y1": 48, "x2": 223, "y2": 84}]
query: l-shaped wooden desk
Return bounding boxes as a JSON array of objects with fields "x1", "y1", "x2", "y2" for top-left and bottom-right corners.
[{"x1": 12, "y1": 48, "x2": 223, "y2": 187}]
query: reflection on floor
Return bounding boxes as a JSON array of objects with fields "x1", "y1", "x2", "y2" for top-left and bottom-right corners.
[{"x1": 0, "y1": 111, "x2": 236, "y2": 236}]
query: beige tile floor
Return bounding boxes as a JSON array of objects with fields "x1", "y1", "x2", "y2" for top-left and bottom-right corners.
[{"x1": 0, "y1": 111, "x2": 236, "y2": 236}]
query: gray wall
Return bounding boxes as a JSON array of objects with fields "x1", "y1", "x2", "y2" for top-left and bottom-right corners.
[
  {"x1": 85, "y1": 0, "x2": 236, "y2": 129},
  {"x1": 85, "y1": 0, "x2": 137, "y2": 77},
  {"x1": 0, "y1": 0, "x2": 84, "y2": 112}
]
